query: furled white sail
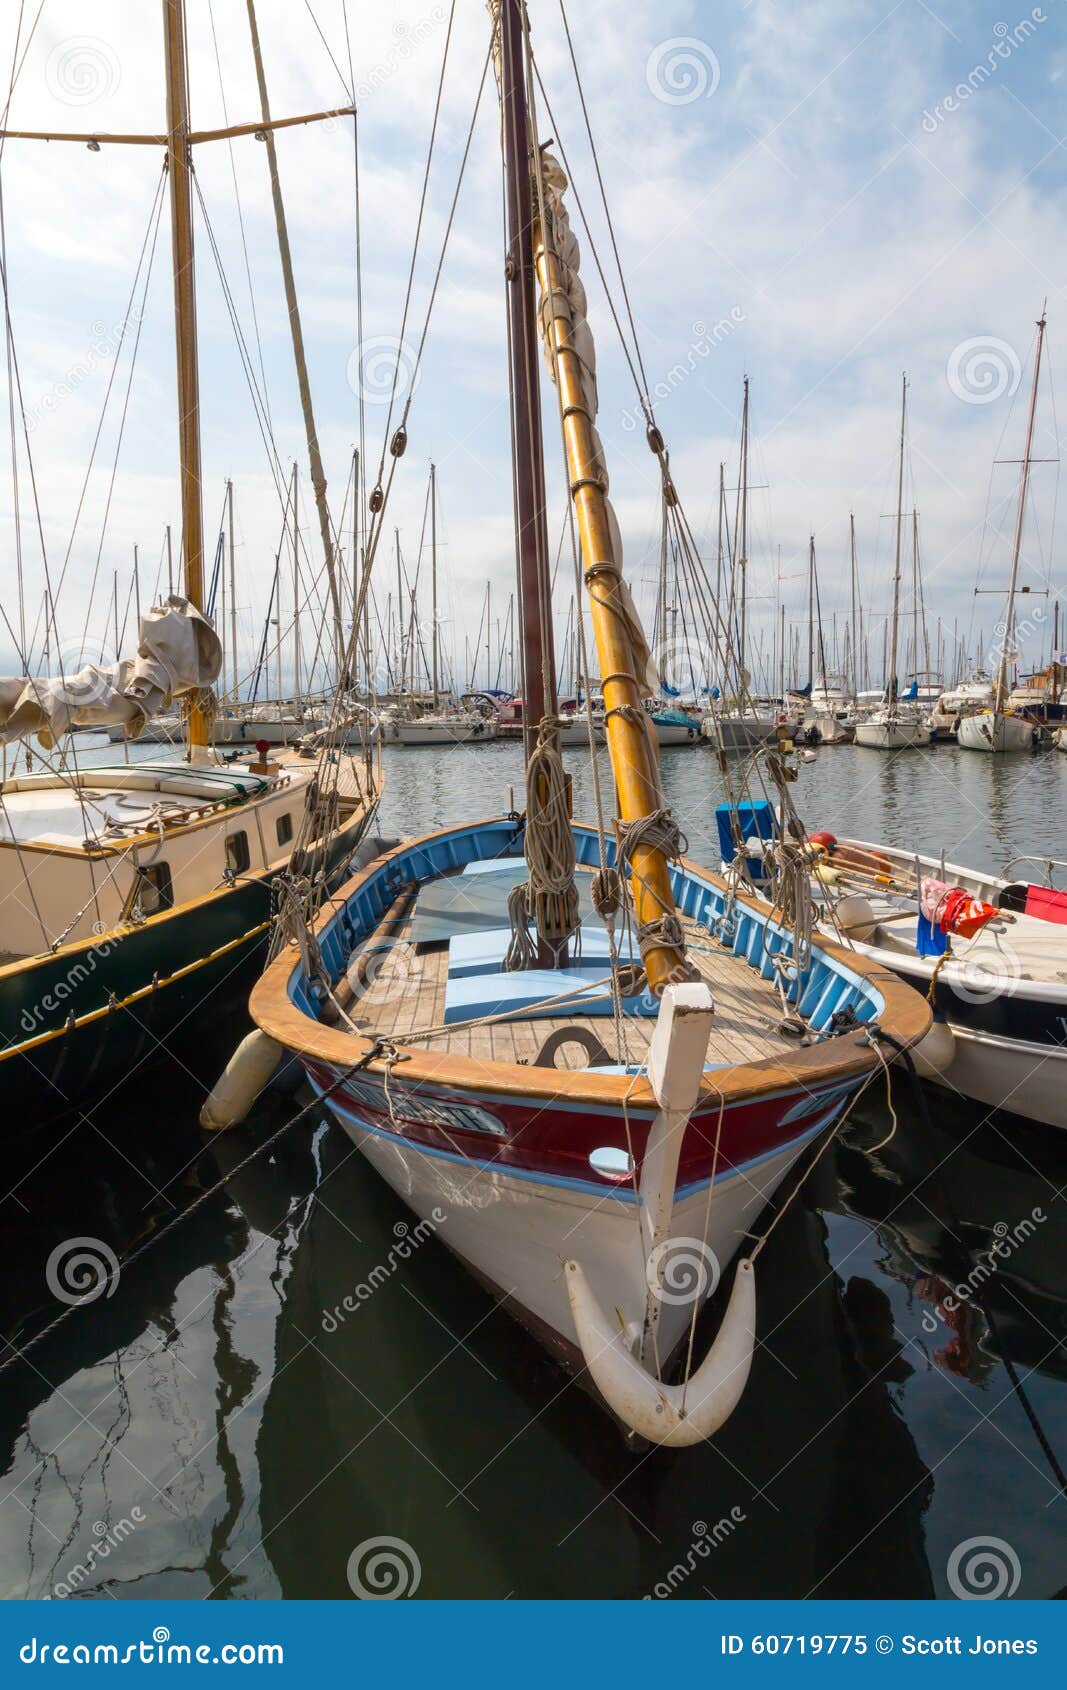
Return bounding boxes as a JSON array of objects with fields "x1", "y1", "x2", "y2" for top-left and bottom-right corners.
[{"x1": 0, "y1": 596, "x2": 222, "y2": 747}]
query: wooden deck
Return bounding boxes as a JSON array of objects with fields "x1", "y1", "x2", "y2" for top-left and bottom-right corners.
[{"x1": 342, "y1": 911, "x2": 796, "y2": 1072}]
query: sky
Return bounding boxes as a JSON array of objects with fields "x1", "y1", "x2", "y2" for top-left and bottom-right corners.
[{"x1": 1, "y1": 0, "x2": 1065, "y2": 696}]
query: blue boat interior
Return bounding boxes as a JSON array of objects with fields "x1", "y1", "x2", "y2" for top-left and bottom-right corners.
[{"x1": 290, "y1": 818, "x2": 886, "y2": 1041}]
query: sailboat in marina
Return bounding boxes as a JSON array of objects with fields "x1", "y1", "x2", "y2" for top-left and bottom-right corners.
[
  {"x1": 0, "y1": 1, "x2": 379, "y2": 1120},
  {"x1": 958, "y1": 310, "x2": 1047, "y2": 755},
  {"x1": 378, "y1": 466, "x2": 501, "y2": 745},
  {"x1": 248, "y1": 0, "x2": 929, "y2": 1447},
  {"x1": 700, "y1": 380, "x2": 799, "y2": 750},
  {"x1": 854, "y1": 377, "x2": 931, "y2": 750}
]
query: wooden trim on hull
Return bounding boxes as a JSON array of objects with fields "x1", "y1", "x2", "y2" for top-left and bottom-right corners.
[{"x1": 251, "y1": 818, "x2": 932, "y2": 1111}]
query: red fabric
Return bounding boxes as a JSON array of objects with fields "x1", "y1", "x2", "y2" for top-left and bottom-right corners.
[
  {"x1": 1024, "y1": 883, "x2": 1067, "y2": 926},
  {"x1": 937, "y1": 887, "x2": 999, "y2": 938}
]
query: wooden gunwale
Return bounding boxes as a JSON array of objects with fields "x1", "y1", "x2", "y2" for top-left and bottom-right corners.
[{"x1": 249, "y1": 818, "x2": 933, "y2": 1110}]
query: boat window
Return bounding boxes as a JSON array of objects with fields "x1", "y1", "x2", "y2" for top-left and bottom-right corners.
[
  {"x1": 136, "y1": 863, "x2": 173, "y2": 916},
  {"x1": 225, "y1": 830, "x2": 251, "y2": 874},
  {"x1": 276, "y1": 811, "x2": 293, "y2": 846}
]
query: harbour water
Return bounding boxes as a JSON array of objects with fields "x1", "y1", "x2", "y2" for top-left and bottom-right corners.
[{"x1": 1, "y1": 738, "x2": 1065, "y2": 1599}]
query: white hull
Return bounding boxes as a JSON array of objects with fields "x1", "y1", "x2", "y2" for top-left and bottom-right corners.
[
  {"x1": 213, "y1": 716, "x2": 323, "y2": 746},
  {"x1": 386, "y1": 718, "x2": 499, "y2": 745},
  {"x1": 702, "y1": 713, "x2": 795, "y2": 750},
  {"x1": 327, "y1": 1090, "x2": 816, "y2": 1361},
  {"x1": 558, "y1": 718, "x2": 605, "y2": 745},
  {"x1": 917, "y1": 1023, "x2": 1067, "y2": 1132},
  {"x1": 809, "y1": 712, "x2": 855, "y2": 745},
  {"x1": 650, "y1": 719, "x2": 700, "y2": 745},
  {"x1": 956, "y1": 711, "x2": 1033, "y2": 753},
  {"x1": 853, "y1": 717, "x2": 930, "y2": 750}
]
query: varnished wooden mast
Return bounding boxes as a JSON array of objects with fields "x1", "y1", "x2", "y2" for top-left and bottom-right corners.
[
  {"x1": 526, "y1": 151, "x2": 686, "y2": 987},
  {"x1": 163, "y1": 0, "x2": 208, "y2": 754}
]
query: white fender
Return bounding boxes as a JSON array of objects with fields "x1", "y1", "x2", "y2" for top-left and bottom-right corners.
[
  {"x1": 911, "y1": 1016, "x2": 956, "y2": 1082},
  {"x1": 199, "y1": 1029, "x2": 284, "y2": 1130},
  {"x1": 565, "y1": 1256, "x2": 756, "y2": 1446}
]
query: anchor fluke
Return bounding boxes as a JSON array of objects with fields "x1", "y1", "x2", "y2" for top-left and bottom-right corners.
[{"x1": 565, "y1": 1256, "x2": 756, "y2": 1447}]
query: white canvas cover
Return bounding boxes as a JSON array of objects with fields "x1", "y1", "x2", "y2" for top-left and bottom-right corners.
[{"x1": 0, "y1": 596, "x2": 222, "y2": 748}]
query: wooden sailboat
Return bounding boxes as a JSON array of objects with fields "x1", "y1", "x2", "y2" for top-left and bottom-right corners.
[
  {"x1": 958, "y1": 310, "x2": 1046, "y2": 754},
  {"x1": 249, "y1": 0, "x2": 929, "y2": 1445},
  {"x1": 854, "y1": 377, "x2": 931, "y2": 750},
  {"x1": 0, "y1": 2, "x2": 378, "y2": 1121}
]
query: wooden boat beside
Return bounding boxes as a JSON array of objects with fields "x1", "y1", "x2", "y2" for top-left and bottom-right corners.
[{"x1": 0, "y1": 1, "x2": 380, "y2": 1121}]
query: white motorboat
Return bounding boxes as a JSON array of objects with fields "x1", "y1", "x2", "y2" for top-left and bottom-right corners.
[
  {"x1": 812, "y1": 833, "x2": 1067, "y2": 1132},
  {"x1": 853, "y1": 707, "x2": 931, "y2": 750}
]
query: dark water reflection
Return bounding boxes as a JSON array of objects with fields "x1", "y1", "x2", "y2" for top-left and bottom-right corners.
[{"x1": 0, "y1": 738, "x2": 1065, "y2": 1599}]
